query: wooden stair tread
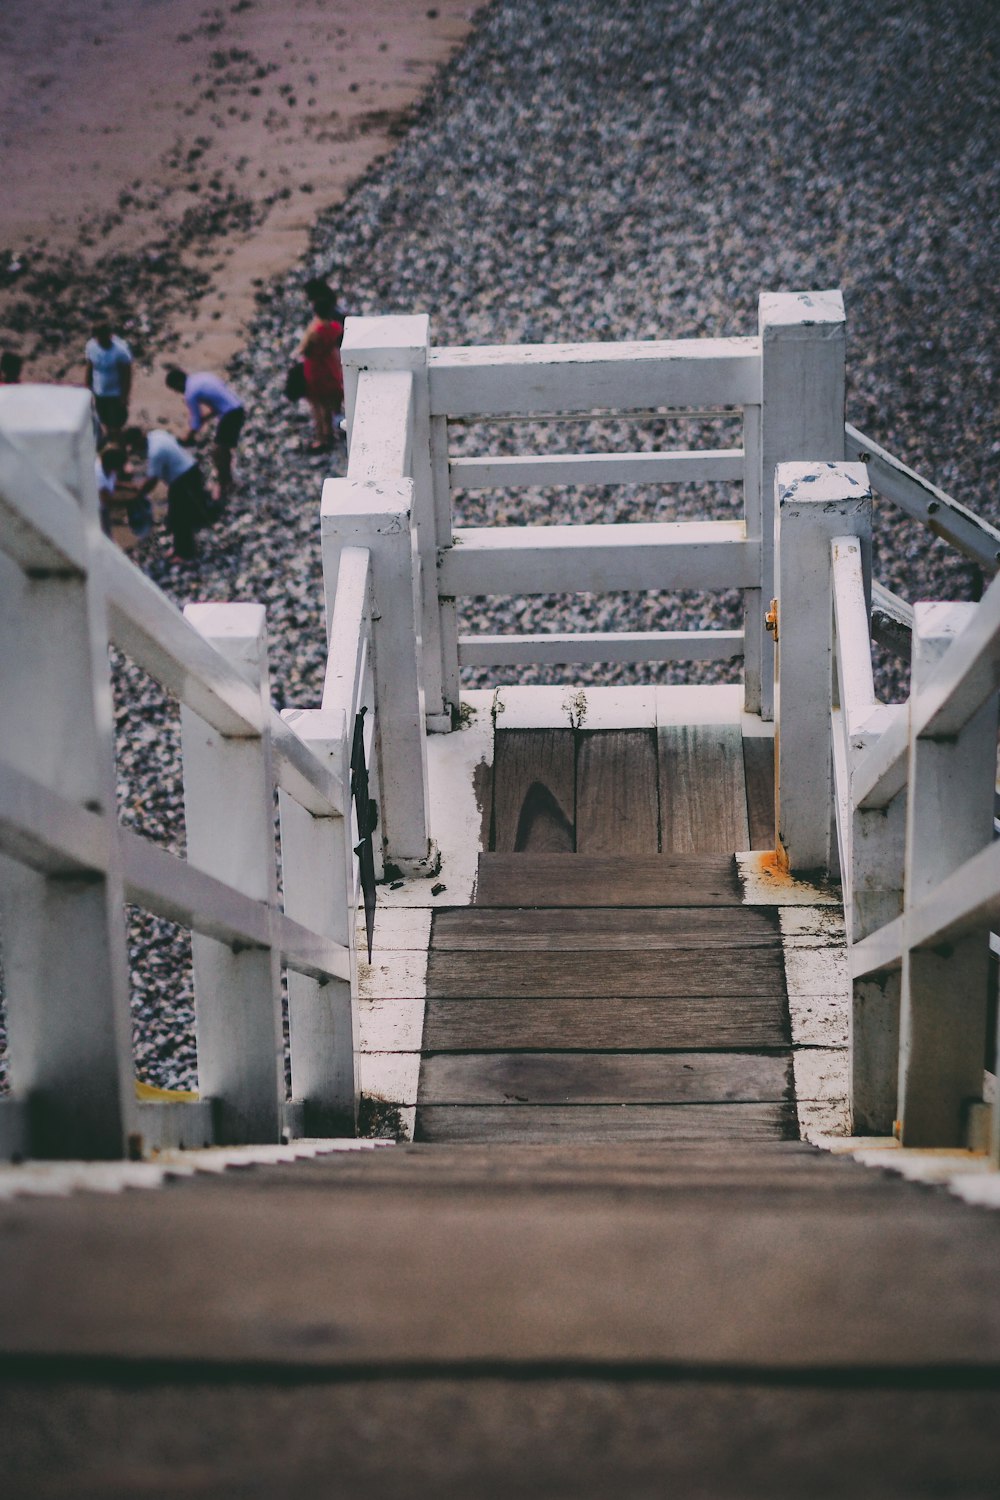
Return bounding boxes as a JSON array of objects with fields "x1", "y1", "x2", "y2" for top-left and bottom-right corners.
[
  {"x1": 475, "y1": 853, "x2": 743, "y2": 907},
  {"x1": 422, "y1": 995, "x2": 790, "y2": 1051}
]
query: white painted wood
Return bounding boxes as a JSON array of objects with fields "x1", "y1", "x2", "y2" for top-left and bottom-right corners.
[
  {"x1": 458, "y1": 630, "x2": 743, "y2": 667},
  {"x1": 898, "y1": 602, "x2": 996, "y2": 1147},
  {"x1": 736, "y1": 852, "x2": 841, "y2": 905},
  {"x1": 831, "y1": 539, "x2": 876, "y2": 737},
  {"x1": 449, "y1": 448, "x2": 744, "y2": 490},
  {"x1": 0, "y1": 760, "x2": 108, "y2": 878},
  {"x1": 430, "y1": 412, "x2": 460, "y2": 719},
  {"x1": 0, "y1": 393, "x2": 134, "y2": 1161},
  {"x1": 427, "y1": 337, "x2": 761, "y2": 416},
  {"x1": 135, "y1": 1099, "x2": 214, "y2": 1152},
  {"x1": 358, "y1": 950, "x2": 428, "y2": 1000},
  {"x1": 0, "y1": 421, "x2": 89, "y2": 575},
  {"x1": 830, "y1": 539, "x2": 906, "y2": 1134},
  {"x1": 279, "y1": 708, "x2": 360, "y2": 1137},
  {"x1": 321, "y1": 478, "x2": 430, "y2": 866},
  {"x1": 181, "y1": 604, "x2": 284, "y2": 1145},
  {"x1": 846, "y1": 422, "x2": 1000, "y2": 571},
  {"x1": 856, "y1": 569, "x2": 1000, "y2": 812},
  {"x1": 346, "y1": 369, "x2": 413, "y2": 482},
  {"x1": 741, "y1": 401, "x2": 764, "y2": 714},
  {"x1": 357, "y1": 996, "x2": 426, "y2": 1054},
  {"x1": 492, "y1": 684, "x2": 657, "y2": 730},
  {"x1": 440, "y1": 520, "x2": 756, "y2": 596},
  {"x1": 100, "y1": 537, "x2": 342, "y2": 815},
  {"x1": 758, "y1": 291, "x2": 846, "y2": 720},
  {"x1": 376, "y1": 692, "x2": 493, "y2": 909},
  {"x1": 775, "y1": 461, "x2": 871, "y2": 872},
  {"x1": 343, "y1": 318, "x2": 446, "y2": 723}
]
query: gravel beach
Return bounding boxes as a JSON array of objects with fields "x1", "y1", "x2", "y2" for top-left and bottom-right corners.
[{"x1": 3, "y1": 0, "x2": 999, "y2": 1094}]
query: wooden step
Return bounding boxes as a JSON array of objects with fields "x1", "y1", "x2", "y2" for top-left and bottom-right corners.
[{"x1": 475, "y1": 853, "x2": 743, "y2": 907}]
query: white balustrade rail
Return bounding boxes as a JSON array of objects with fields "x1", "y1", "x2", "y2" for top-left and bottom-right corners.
[
  {"x1": 332, "y1": 290, "x2": 848, "y2": 732},
  {"x1": 774, "y1": 459, "x2": 1000, "y2": 1157},
  {"x1": 0, "y1": 388, "x2": 369, "y2": 1161}
]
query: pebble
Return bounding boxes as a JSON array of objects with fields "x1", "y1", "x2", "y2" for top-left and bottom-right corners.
[{"x1": 2, "y1": 0, "x2": 997, "y2": 1092}]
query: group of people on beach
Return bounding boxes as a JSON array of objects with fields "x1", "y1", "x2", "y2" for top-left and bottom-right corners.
[{"x1": 0, "y1": 276, "x2": 347, "y2": 564}]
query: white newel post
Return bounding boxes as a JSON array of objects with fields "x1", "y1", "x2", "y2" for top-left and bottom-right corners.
[
  {"x1": 321, "y1": 478, "x2": 432, "y2": 869},
  {"x1": 181, "y1": 604, "x2": 284, "y2": 1144},
  {"x1": 279, "y1": 708, "x2": 359, "y2": 1136},
  {"x1": 756, "y1": 291, "x2": 846, "y2": 720},
  {"x1": 775, "y1": 461, "x2": 872, "y2": 873},
  {"x1": 341, "y1": 316, "x2": 449, "y2": 730},
  {"x1": 896, "y1": 603, "x2": 996, "y2": 1147},
  {"x1": 0, "y1": 388, "x2": 134, "y2": 1159}
]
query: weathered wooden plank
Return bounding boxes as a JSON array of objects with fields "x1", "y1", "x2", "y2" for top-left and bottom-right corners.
[
  {"x1": 742, "y1": 736, "x2": 776, "y2": 850},
  {"x1": 658, "y1": 724, "x2": 750, "y2": 853},
  {"x1": 426, "y1": 948, "x2": 786, "y2": 999},
  {"x1": 415, "y1": 1102, "x2": 796, "y2": 1143},
  {"x1": 575, "y1": 731, "x2": 659, "y2": 855},
  {"x1": 422, "y1": 996, "x2": 789, "y2": 1051},
  {"x1": 491, "y1": 730, "x2": 575, "y2": 852},
  {"x1": 432, "y1": 906, "x2": 782, "y2": 950},
  {"x1": 417, "y1": 1052, "x2": 792, "y2": 1105},
  {"x1": 475, "y1": 854, "x2": 743, "y2": 907},
  {"x1": 12, "y1": 1382, "x2": 1000, "y2": 1499}
]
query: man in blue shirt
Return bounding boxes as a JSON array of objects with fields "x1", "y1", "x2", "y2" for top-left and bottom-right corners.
[
  {"x1": 122, "y1": 426, "x2": 218, "y2": 562},
  {"x1": 85, "y1": 317, "x2": 133, "y2": 433},
  {"x1": 165, "y1": 366, "x2": 245, "y2": 504}
]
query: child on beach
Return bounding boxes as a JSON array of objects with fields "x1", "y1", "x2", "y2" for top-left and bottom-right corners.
[
  {"x1": 95, "y1": 444, "x2": 153, "y2": 542},
  {"x1": 298, "y1": 278, "x2": 345, "y2": 452},
  {"x1": 165, "y1": 366, "x2": 245, "y2": 504}
]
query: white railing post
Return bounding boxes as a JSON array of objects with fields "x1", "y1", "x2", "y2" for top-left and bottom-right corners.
[
  {"x1": 830, "y1": 551, "x2": 907, "y2": 1136},
  {"x1": 341, "y1": 316, "x2": 450, "y2": 730},
  {"x1": 279, "y1": 708, "x2": 359, "y2": 1136},
  {"x1": 430, "y1": 412, "x2": 461, "y2": 717},
  {"x1": 897, "y1": 602, "x2": 996, "y2": 1147},
  {"x1": 0, "y1": 388, "x2": 134, "y2": 1159},
  {"x1": 181, "y1": 603, "x2": 285, "y2": 1144},
  {"x1": 757, "y1": 291, "x2": 846, "y2": 720},
  {"x1": 775, "y1": 460, "x2": 872, "y2": 873},
  {"x1": 321, "y1": 478, "x2": 432, "y2": 869}
]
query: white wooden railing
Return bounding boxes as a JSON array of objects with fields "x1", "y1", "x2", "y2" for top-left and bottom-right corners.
[
  {"x1": 335, "y1": 290, "x2": 849, "y2": 731},
  {"x1": 0, "y1": 387, "x2": 374, "y2": 1160},
  {"x1": 773, "y1": 460, "x2": 1000, "y2": 1156}
]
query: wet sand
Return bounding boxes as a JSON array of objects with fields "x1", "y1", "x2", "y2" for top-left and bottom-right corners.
[{"x1": 0, "y1": 0, "x2": 476, "y2": 426}]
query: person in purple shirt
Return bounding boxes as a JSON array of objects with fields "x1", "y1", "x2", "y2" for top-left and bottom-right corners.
[{"x1": 165, "y1": 366, "x2": 245, "y2": 504}]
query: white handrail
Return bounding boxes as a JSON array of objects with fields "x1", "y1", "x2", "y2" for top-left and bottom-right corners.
[{"x1": 0, "y1": 388, "x2": 367, "y2": 1158}]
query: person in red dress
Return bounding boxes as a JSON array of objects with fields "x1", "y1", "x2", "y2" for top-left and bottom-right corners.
[{"x1": 298, "y1": 278, "x2": 345, "y2": 452}]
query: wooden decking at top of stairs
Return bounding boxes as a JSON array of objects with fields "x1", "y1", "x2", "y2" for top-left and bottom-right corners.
[{"x1": 414, "y1": 725, "x2": 793, "y2": 1144}]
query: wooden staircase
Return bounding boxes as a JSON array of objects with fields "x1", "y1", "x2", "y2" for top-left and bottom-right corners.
[
  {"x1": 5, "y1": 726, "x2": 1000, "y2": 1493},
  {"x1": 4, "y1": 1140, "x2": 1000, "y2": 1495},
  {"x1": 415, "y1": 725, "x2": 793, "y2": 1143}
]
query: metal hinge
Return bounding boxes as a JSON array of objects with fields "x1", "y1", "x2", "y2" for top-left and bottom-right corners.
[{"x1": 765, "y1": 597, "x2": 779, "y2": 644}]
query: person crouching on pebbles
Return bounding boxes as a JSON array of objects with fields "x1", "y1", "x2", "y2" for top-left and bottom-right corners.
[
  {"x1": 165, "y1": 366, "x2": 245, "y2": 505},
  {"x1": 122, "y1": 426, "x2": 218, "y2": 563}
]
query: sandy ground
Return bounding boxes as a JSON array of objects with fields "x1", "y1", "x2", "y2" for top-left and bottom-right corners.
[{"x1": 0, "y1": 0, "x2": 476, "y2": 427}]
